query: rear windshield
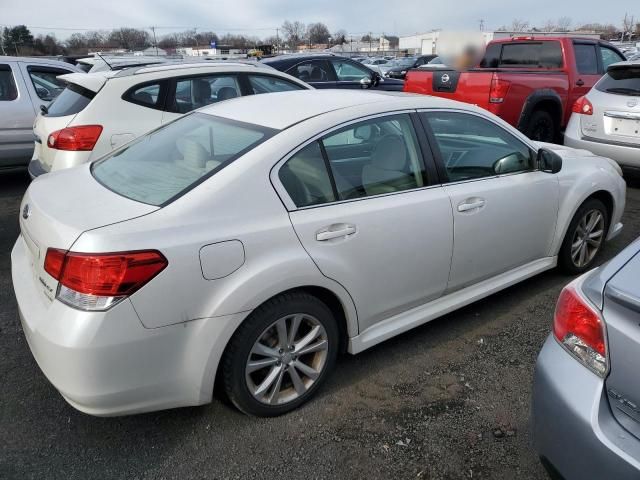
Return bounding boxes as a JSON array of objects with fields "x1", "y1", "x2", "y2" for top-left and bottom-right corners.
[
  {"x1": 482, "y1": 41, "x2": 563, "y2": 68},
  {"x1": 595, "y1": 67, "x2": 640, "y2": 96},
  {"x1": 92, "y1": 113, "x2": 276, "y2": 206},
  {"x1": 46, "y1": 83, "x2": 96, "y2": 117}
]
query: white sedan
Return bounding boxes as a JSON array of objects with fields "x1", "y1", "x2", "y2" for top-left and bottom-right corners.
[{"x1": 12, "y1": 90, "x2": 625, "y2": 417}]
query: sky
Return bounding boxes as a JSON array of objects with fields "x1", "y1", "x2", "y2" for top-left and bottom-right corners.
[{"x1": 0, "y1": 0, "x2": 637, "y2": 40}]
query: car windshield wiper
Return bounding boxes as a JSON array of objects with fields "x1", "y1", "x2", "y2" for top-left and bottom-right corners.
[{"x1": 605, "y1": 87, "x2": 640, "y2": 95}]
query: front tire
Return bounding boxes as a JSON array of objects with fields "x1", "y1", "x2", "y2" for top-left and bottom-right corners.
[
  {"x1": 221, "y1": 292, "x2": 339, "y2": 416},
  {"x1": 525, "y1": 110, "x2": 556, "y2": 143},
  {"x1": 559, "y1": 198, "x2": 609, "y2": 274}
]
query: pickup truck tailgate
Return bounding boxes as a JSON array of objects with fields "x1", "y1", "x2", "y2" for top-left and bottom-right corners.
[{"x1": 405, "y1": 69, "x2": 494, "y2": 109}]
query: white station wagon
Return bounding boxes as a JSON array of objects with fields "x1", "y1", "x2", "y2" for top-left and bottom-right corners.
[
  {"x1": 28, "y1": 62, "x2": 310, "y2": 178},
  {"x1": 13, "y1": 90, "x2": 625, "y2": 416}
]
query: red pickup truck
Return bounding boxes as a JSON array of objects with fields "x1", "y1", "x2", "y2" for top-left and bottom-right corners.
[{"x1": 404, "y1": 37, "x2": 626, "y2": 142}]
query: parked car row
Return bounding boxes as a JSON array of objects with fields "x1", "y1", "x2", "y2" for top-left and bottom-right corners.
[{"x1": 3, "y1": 43, "x2": 639, "y2": 480}]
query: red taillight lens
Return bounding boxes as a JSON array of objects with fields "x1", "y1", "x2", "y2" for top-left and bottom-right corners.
[
  {"x1": 44, "y1": 248, "x2": 66, "y2": 279},
  {"x1": 489, "y1": 74, "x2": 510, "y2": 104},
  {"x1": 553, "y1": 284, "x2": 607, "y2": 376},
  {"x1": 44, "y1": 248, "x2": 167, "y2": 310},
  {"x1": 571, "y1": 96, "x2": 593, "y2": 115},
  {"x1": 47, "y1": 125, "x2": 103, "y2": 151}
]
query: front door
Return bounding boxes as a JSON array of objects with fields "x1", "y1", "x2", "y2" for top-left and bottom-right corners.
[
  {"x1": 420, "y1": 110, "x2": 559, "y2": 292},
  {"x1": 276, "y1": 113, "x2": 454, "y2": 332}
]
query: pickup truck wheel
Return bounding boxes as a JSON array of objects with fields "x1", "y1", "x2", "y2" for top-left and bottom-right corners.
[
  {"x1": 525, "y1": 110, "x2": 555, "y2": 143},
  {"x1": 559, "y1": 198, "x2": 609, "y2": 274}
]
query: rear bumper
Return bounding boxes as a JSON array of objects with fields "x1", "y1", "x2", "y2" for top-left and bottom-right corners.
[
  {"x1": 532, "y1": 335, "x2": 640, "y2": 479},
  {"x1": 27, "y1": 158, "x2": 48, "y2": 179},
  {"x1": 564, "y1": 116, "x2": 640, "y2": 169},
  {"x1": 11, "y1": 234, "x2": 247, "y2": 416}
]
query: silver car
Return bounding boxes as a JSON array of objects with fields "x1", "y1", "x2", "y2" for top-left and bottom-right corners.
[
  {"x1": 12, "y1": 90, "x2": 625, "y2": 417},
  {"x1": 564, "y1": 61, "x2": 640, "y2": 173},
  {"x1": 532, "y1": 236, "x2": 640, "y2": 479},
  {"x1": 0, "y1": 56, "x2": 82, "y2": 171}
]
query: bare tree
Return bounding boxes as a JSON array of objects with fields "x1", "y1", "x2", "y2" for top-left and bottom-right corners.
[
  {"x1": 307, "y1": 22, "x2": 331, "y2": 44},
  {"x1": 557, "y1": 17, "x2": 572, "y2": 32},
  {"x1": 622, "y1": 13, "x2": 636, "y2": 40},
  {"x1": 542, "y1": 20, "x2": 557, "y2": 32},
  {"x1": 332, "y1": 29, "x2": 347, "y2": 45},
  {"x1": 510, "y1": 19, "x2": 530, "y2": 32},
  {"x1": 282, "y1": 20, "x2": 306, "y2": 47}
]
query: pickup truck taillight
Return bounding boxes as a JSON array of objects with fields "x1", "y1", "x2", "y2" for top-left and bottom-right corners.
[
  {"x1": 553, "y1": 283, "x2": 607, "y2": 377},
  {"x1": 47, "y1": 125, "x2": 103, "y2": 151},
  {"x1": 44, "y1": 248, "x2": 168, "y2": 311},
  {"x1": 489, "y1": 74, "x2": 510, "y2": 104},
  {"x1": 572, "y1": 96, "x2": 593, "y2": 115}
]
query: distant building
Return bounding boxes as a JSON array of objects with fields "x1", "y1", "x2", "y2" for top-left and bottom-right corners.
[{"x1": 135, "y1": 46, "x2": 167, "y2": 56}]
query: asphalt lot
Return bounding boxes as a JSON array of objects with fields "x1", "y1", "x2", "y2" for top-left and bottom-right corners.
[{"x1": 1, "y1": 170, "x2": 639, "y2": 480}]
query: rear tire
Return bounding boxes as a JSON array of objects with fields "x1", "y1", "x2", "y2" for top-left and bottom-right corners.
[
  {"x1": 525, "y1": 110, "x2": 556, "y2": 143},
  {"x1": 559, "y1": 198, "x2": 609, "y2": 274},
  {"x1": 221, "y1": 292, "x2": 339, "y2": 417}
]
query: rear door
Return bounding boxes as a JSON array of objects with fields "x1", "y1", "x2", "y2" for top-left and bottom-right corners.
[
  {"x1": 571, "y1": 41, "x2": 602, "y2": 107},
  {"x1": 275, "y1": 112, "x2": 453, "y2": 332},
  {"x1": 286, "y1": 60, "x2": 336, "y2": 89},
  {"x1": 603, "y1": 253, "x2": 640, "y2": 440},
  {"x1": 420, "y1": 110, "x2": 559, "y2": 291},
  {"x1": 161, "y1": 73, "x2": 242, "y2": 124},
  {"x1": 0, "y1": 62, "x2": 34, "y2": 168}
]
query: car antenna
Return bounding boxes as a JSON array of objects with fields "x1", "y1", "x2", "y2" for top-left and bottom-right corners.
[{"x1": 95, "y1": 52, "x2": 113, "y2": 70}]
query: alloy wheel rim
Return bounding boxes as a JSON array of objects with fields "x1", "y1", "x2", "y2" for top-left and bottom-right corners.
[
  {"x1": 246, "y1": 314, "x2": 328, "y2": 405},
  {"x1": 571, "y1": 209, "x2": 604, "y2": 268}
]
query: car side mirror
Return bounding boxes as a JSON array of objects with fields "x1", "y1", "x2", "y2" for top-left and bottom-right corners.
[
  {"x1": 359, "y1": 77, "x2": 372, "y2": 88},
  {"x1": 538, "y1": 148, "x2": 562, "y2": 174}
]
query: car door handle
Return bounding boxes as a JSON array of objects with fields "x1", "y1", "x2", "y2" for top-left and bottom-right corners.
[
  {"x1": 316, "y1": 224, "x2": 357, "y2": 241},
  {"x1": 457, "y1": 199, "x2": 486, "y2": 212},
  {"x1": 576, "y1": 79, "x2": 585, "y2": 87}
]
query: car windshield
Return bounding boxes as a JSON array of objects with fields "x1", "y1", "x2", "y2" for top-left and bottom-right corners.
[
  {"x1": 396, "y1": 58, "x2": 416, "y2": 67},
  {"x1": 92, "y1": 113, "x2": 276, "y2": 206},
  {"x1": 596, "y1": 67, "x2": 640, "y2": 95}
]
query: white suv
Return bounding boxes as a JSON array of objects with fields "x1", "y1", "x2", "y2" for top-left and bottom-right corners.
[{"x1": 29, "y1": 62, "x2": 311, "y2": 178}]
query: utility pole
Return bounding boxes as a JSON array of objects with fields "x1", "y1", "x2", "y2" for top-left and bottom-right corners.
[
  {"x1": 479, "y1": 19, "x2": 485, "y2": 32},
  {"x1": 276, "y1": 28, "x2": 279, "y2": 53},
  {"x1": 369, "y1": 32, "x2": 372, "y2": 54},
  {"x1": 194, "y1": 27, "x2": 199, "y2": 55},
  {"x1": 150, "y1": 26, "x2": 158, "y2": 55}
]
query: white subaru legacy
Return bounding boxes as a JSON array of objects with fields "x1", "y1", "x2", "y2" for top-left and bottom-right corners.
[{"x1": 12, "y1": 90, "x2": 625, "y2": 417}]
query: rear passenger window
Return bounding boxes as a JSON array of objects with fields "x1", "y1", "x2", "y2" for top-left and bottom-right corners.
[
  {"x1": 248, "y1": 75, "x2": 304, "y2": 94},
  {"x1": 170, "y1": 75, "x2": 241, "y2": 113},
  {"x1": 279, "y1": 142, "x2": 336, "y2": 208},
  {"x1": 574, "y1": 44, "x2": 599, "y2": 75},
  {"x1": 499, "y1": 42, "x2": 562, "y2": 68},
  {"x1": 287, "y1": 61, "x2": 332, "y2": 82},
  {"x1": 480, "y1": 43, "x2": 501, "y2": 68},
  {"x1": 0, "y1": 65, "x2": 17, "y2": 101},
  {"x1": 27, "y1": 67, "x2": 68, "y2": 101},
  {"x1": 124, "y1": 83, "x2": 163, "y2": 109},
  {"x1": 422, "y1": 112, "x2": 533, "y2": 182}
]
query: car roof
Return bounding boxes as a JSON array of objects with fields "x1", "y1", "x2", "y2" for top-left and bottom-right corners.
[
  {"x1": 0, "y1": 55, "x2": 82, "y2": 70},
  {"x1": 197, "y1": 89, "x2": 478, "y2": 130}
]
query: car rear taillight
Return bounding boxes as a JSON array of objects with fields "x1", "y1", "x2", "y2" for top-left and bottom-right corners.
[
  {"x1": 44, "y1": 248, "x2": 167, "y2": 311},
  {"x1": 47, "y1": 125, "x2": 103, "y2": 151},
  {"x1": 489, "y1": 74, "x2": 510, "y2": 103},
  {"x1": 571, "y1": 96, "x2": 593, "y2": 115},
  {"x1": 553, "y1": 283, "x2": 607, "y2": 377}
]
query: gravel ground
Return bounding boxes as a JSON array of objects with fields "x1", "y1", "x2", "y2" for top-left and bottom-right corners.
[{"x1": 1, "y1": 170, "x2": 639, "y2": 480}]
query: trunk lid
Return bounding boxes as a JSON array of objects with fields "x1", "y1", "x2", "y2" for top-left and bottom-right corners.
[
  {"x1": 603, "y1": 250, "x2": 640, "y2": 440},
  {"x1": 581, "y1": 65, "x2": 640, "y2": 147},
  {"x1": 33, "y1": 73, "x2": 108, "y2": 171},
  {"x1": 19, "y1": 165, "x2": 157, "y2": 302}
]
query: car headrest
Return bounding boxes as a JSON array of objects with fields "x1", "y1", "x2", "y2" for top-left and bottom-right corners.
[
  {"x1": 217, "y1": 87, "x2": 238, "y2": 101},
  {"x1": 176, "y1": 137, "x2": 210, "y2": 170},
  {"x1": 371, "y1": 135, "x2": 407, "y2": 171}
]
